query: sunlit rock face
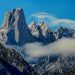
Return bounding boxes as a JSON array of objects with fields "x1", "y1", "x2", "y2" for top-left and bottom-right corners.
[
  {"x1": 29, "y1": 21, "x2": 39, "y2": 37},
  {"x1": 2, "y1": 8, "x2": 34, "y2": 46},
  {"x1": 39, "y1": 22, "x2": 55, "y2": 43},
  {"x1": 29, "y1": 21, "x2": 55, "y2": 44}
]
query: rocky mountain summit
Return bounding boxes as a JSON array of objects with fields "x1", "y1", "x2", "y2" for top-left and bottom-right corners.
[
  {"x1": 0, "y1": 8, "x2": 75, "y2": 46},
  {"x1": 1, "y1": 8, "x2": 34, "y2": 46},
  {"x1": 29, "y1": 21, "x2": 55, "y2": 44}
]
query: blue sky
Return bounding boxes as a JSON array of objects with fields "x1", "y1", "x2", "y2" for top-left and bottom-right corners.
[{"x1": 0, "y1": 0, "x2": 75, "y2": 26}]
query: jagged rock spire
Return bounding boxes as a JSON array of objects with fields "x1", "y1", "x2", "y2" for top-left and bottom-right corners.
[
  {"x1": 39, "y1": 21, "x2": 52, "y2": 36},
  {"x1": 29, "y1": 21, "x2": 39, "y2": 37},
  {"x1": 2, "y1": 8, "x2": 34, "y2": 45}
]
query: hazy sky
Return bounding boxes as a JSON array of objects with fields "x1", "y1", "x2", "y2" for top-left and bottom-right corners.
[{"x1": 0, "y1": 0, "x2": 75, "y2": 26}]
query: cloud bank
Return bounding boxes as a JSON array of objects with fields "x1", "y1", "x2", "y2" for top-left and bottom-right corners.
[{"x1": 23, "y1": 38, "x2": 75, "y2": 61}]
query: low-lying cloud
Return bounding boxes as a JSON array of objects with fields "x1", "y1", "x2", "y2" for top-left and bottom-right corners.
[{"x1": 23, "y1": 38, "x2": 75, "y2": 61}]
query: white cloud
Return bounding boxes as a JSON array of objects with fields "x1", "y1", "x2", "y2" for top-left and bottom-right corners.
[
  {"x1": 51, "y1": 19, "x2": 75, "y2": 29},
  {"x1": 30, "y1": 12, "x2": 75, "y2": 30},
  {"x1": 31, "y1": 12, "x2": 48, "y2": 19},
  {"x1": 23, "y1": 38, "x2": 75, "y2": 61},
  {"x1": 52, "y1": 19, "x2": 75, "y2": 24},
  {"x1": 30, "y1": 12, "x2": 57, "y2": 22}
]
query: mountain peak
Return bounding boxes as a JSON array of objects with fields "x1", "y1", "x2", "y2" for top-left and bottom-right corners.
[
  {"x1": 39, "y1": 21, "x2": 45, "y2": 26},
  {"x1": 2, "y1": 7, "x2": 27, "y2": 29},
  {"x1": 29, "y1": 21, "x2": 37, "y2": 29},
  {"x1": 1, "y1": 8, "x2": 34, "y2": 45},
  {"x1": 39, "y1": 21, "x2": 52, "y2": 36},
  {"x1": 31, "y1": 21, "x2": 36, "y2": 25},
  {"x1": 29, "y1": 22, "x2": 39, "y2": 37},
  {"x1": 29, "y1": 21, "x2": 36, "y2": 26},
  {"x1": 16, "y1": 7, "x2": 23, "y2": 11}
]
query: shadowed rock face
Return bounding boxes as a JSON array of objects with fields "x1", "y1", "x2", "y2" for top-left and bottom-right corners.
[
  {"x1": 0, "y1": 43, "x2": 38, "y2": 75},
  {"x1": 2, "y1": 8, "x2": 34, "y2": 46}
]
